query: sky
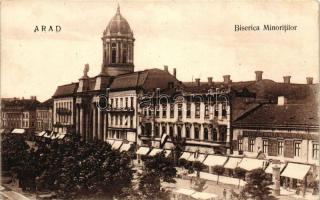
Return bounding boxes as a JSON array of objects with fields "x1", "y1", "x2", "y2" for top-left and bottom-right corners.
[{"x1": 1, "y1": 0, "x2": 319, "y2": 101}]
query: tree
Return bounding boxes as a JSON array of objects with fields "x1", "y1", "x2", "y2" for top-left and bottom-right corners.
[
  {"x1": 139, "y1": 151, "x2": 177, "y2": 199},
  {"x1": 170, "y1": 135, "x2": 186, "y2": 166},
  {"x1": 192, "y1": 161, "x2": 205, "y2": 178},
  {"x1": 234, "y1": 167, "x2": 247, "y2": 188},
  {"x1": 212, "y1": 165, "x2": 225, "y2": 184},
  {"x1": 240, "y1": 168, "x2": 275, "y2": 200}
]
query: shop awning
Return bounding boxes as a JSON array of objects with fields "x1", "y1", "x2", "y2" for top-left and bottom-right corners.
[
  {"x1": 188, "y1": 153, "x2": 207, "y2": 163},
  {"x1": 57, "y1": 132, "x2": 66, "y2": 139},
  {"x1": 148, "y1": 148, "x2": 163, "y2": 156},
  {"x1": 106, "y1": 139, "x2": 115, "y2": 146},
  {"x1": 112, "y1": 140, "x2": 123, "y2": 150},
  {"x1": 163, "y1": 149, "x2": 172, "y2": 157},
  {"x1": 191, "y1": 192, "x2": 218, "y2": 200},
  {"x1": 281, "y1": 163, "x2": 311, "y2": 180},
  {"x1": 136, "y1": 146, "x2": 150, "y2": 155},
  {"x1": 120, "y1": 143, "x2": 131, "y2": 152},
  {"x1": 265, "y1": 163, "x2": 286, "y2": 174},
  {"x1": 180, "y1": 152, "x2": 193, "y2": 160},
  {"x1": 37, "y1": 131, "x2": 46, "y2": 137},
  {"x1": 223, "y1": 157, "x2": 242, "y2": 169},
  {"x1": 11, "y1": 128, "x2": 25, "y2": 134},
  {"x1": 50, "y1": 132, "x2": 59, "y2": 139},
  {"x1": 43, "y1": 131, "x2": 53, "y2": 138},
  {"x1": 203, "y1": 155, "x2": 228, "y2": 167},
  {"x1": 238, "y1": 158, "x2": 266, "y2": 171}
]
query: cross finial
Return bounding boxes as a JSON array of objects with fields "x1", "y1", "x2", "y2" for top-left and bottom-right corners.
[{"x1": 117, "y1": 3, "x2": 120, "y2": 14}]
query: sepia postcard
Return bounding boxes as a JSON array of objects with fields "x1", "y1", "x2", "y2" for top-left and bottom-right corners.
[{"x1": 0, "y1": 0, "x2": 319, "y2": 199}]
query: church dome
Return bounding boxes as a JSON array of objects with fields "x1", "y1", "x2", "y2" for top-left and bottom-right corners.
[{"x1": 104, "y1": 5, "x2": 133, "y2": 37}]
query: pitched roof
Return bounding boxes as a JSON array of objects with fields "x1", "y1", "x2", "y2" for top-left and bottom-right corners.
[
  {"x1": 110, "y1": 68, "x2": 180, "y2": 92},
  {"x1": 1, "y1": 98, "x2": 40, "y2": 111},
  {"x1": 53, "y1": 82, "x2": 78, "y2": 97},
  {"x1": 38, "y1": 98, "x2": 53, "y2": 108},
  {"x1": 233, "y1": 103, "x2": 319, "y2": 129}
]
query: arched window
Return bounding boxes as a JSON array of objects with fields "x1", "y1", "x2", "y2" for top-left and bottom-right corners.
[
  {"x1": 204, "y1": 128, "x2": 209, "y2": 140},
  {"x1": 177, "y1": 126, "x2": 182, "y2": 139},
  {"x1": 155, "y1": 125, "x2": 159, "y2": 138},
  {"x1": 169, "y1": 126, "x2": 174, "y2": 138},
  {"x1": 162, "y1": 125, "x2": 166, "y2": 135},
  {"x1": 186, "y1": 127, "x2": 190, "y2": 138},
  {"x1": 194, "y1": 127, "x2": 199, "y2": 139},
  {"x1": 111, "y1": 43, "x2": 117, "y2": 63},
  {"x1": 212, "y1": 128, "x2": 217, "y2": 141}
]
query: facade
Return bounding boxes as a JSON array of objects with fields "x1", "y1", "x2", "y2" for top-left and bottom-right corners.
[
  {"x1": 36, "y1": 98, "x2": 53, "y2": 131},
  {"x1": 1, "y1": 96, "x2": 39, "y2": 131}
]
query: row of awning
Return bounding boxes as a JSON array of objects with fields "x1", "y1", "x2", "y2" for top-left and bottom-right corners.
[
  {"x1": 179, "y1": 151, "x2": 312, "y2": 180},
  {"x1": 136, "y1": 146, "x2": 172, "y2": 157},
  {"x1": 106, "y1": 139, "x2": 132, "y2": 152},
  {"x1": 36, "y1": 131, "x2": 66, "y2": 139},
  {"x1": 11, "y1": 128, "x2": 26, "y2": 134}
]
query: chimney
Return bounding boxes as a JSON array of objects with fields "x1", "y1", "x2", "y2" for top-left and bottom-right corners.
[
  {"x1": 208, "y1": 77, "x2": 213, "y2": 85},
  {"x1": 255, "y1": 71, "x2": 263, "y2": 81},
  {"x1": 283, "y1": 76, "x2": 291, "y2": 84},
  {"x1": 223, "y1": 75, "x2": 231, "y2": 84},
  {"x1": 30, "y1": 96, "x2": 37, "y2": 100},
  {"x1": 306, "y1": 77, "x2": 313, "y2": 84},
  {"x1": 277, "y1": 96, "x2": 287, "y2": 106},
  {"x1": 173, "y1": 68, "x2": 176, "y2": 77},
  {"x1": 195, "y1": 78, "x2": 200, "y2": 86},
  {"x1": 164, "y1": 65, "x2": 168, "y2": 72}
]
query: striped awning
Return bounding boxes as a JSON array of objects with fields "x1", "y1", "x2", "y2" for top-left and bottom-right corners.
[
  {"x1": 136, "y1": 146, "x2": 151, "y2": 155},
  {"x1": 112, "y1": 140, "x2": 123, "y2": 150},
  {"x1": 120, "y1": 143, "x2": 131, "y2": 152},
  {"x1": 203, "y1": 155, "x2": 228, "y2": 167},
  {"x1": 180, "y1": 152, "x2": 193, "y2": 160}
]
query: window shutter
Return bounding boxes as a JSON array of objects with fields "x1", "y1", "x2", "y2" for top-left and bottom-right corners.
[
  {"x1": 284, "y1": 140, "x2": 294, "y2": 158},
  {"x1": 268, "y1": 139, "x2": 277, "y2": 156}
]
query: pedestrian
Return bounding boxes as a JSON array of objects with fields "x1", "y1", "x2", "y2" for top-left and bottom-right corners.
[{"x1": 223, "y1": 188, "x2": 227, "y2": 200}]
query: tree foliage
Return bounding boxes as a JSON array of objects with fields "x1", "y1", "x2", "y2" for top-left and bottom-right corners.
[
  {"x1": 1, "y1": 134, "x2": 133, "y2": 199},
  {"x1": 138, "y1": 151, "x2": 177, "y2": 199},
  {"x1": 212, "y1": 165, "x2": 225, "y2": 184},
  {"x1": 234, "y1": 167, "x2": 247, "y2": 188},
  {"x1": 240, "y1": 168, "x2": 275, "y2": 200}
]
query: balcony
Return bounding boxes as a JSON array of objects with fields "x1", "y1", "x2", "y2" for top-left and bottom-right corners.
[
  {"x1": 107, "y1": 107, "x2": 135, "y2": 113},
  {"x1": 56, "y1": 108, "x2": 71, "y2": 115}
]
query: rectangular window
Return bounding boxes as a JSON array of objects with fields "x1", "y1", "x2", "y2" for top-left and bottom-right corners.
[
  {"x1": 130, "y1": 97, "x2": 134, "y2": 108},
  {"x1": 111, "y1": 99, "x2": 114, "y2": 108},
  {"x1": 238, "y1": 139, "x2": 243, "y2": 151},
  {"x1": 312, "y1": 143, "x2": 319, "y2": 159},
  {"x1": 222, "y1": 104, "x2": 227, "y2": 117},
  {"x1": 214, "y1": 105, "x2": 218, "y2": 117},
  {"x1": 116, "y1": 98, "x2": 118, "y2": 108},
  {"x1": 115, "y1": 116, "x2": 118, "y2": 125},
  {"x1": 120, "y1": 115, "x2": 123, "y2": 125},
  {"x1": 249, "y1": 138, "x2": 255, "y2": 152},
  {"x1": 125, "y1": 97, "x2": 128, "y2": 108},
  {"x1": 155, "y1": 105, "x2": 160, "y2": 118},
  {"x1": 162, "y1": 104, "x2": 167, "y2": 118},
  {"x1": 195, "y1": 103, "x2": 200, "y2": 118},
  {"x1": 262, "y1": 140, "x2": 268, "y2": 153},
  {"x1": 278, "y1": 141, "x2": 284, "y2": 156},
  {"x1": 130, "y1": 116, "x2": 133, "y2": 128},
  {"x1": 186, "y1": 103, "x2": 191, "y2": 118},
  {"x1": 294, "y1": 142, "x2": 301, "y2": 157},
  {"x1": 170, "y1": 104, "x2": 174, "y2": 118},
  {"x1": 204, "y1": 104, "x2": 209, "y2": 118}
]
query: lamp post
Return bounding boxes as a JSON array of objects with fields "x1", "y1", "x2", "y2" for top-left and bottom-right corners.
[{"x1": 272, "y1": 159, "x2": 281, "y2": 196}]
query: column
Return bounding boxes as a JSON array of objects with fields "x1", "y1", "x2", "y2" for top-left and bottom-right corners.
[
  {"x1": 272, "y1": 164, "x2": 281, "y2": 196},
  {"x1": 104, "y1": 113, "x2": 107, "y2": 141},
  {"x1": 92, "y1": 105, "x2": 96, "y2": 139},
  {"x1": 218, "y1": 103, "x2": 222, "y2": 120},
  {"x1": 85, "y1": 112, "x2": 89, "y2": 141},
  {"x1": 80, "y1": 107, "x2": 84, "y2": 139},
  {"x1": 76, "y1": 107, "x2": 79, "y2": 134},
  {"x1": 97, "y1": 108, "x2": 101, "y2": 140}
]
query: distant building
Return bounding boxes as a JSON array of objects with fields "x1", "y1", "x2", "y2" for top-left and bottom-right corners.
[
  {"x1": 36, "y1": 98, "x2": 53, "y2": 131},
  {"x1": 1, "y1": 96, "x2": 39, "y2": 131}
]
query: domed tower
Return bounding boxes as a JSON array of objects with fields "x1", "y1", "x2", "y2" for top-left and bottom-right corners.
[{"x1": 101, "y1": 5, "x2": 134, "y2": 76}]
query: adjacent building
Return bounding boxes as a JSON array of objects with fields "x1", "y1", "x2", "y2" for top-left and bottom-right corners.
[{"x1": 36, "y1": 98, "x2": 53, "y2": 131}]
